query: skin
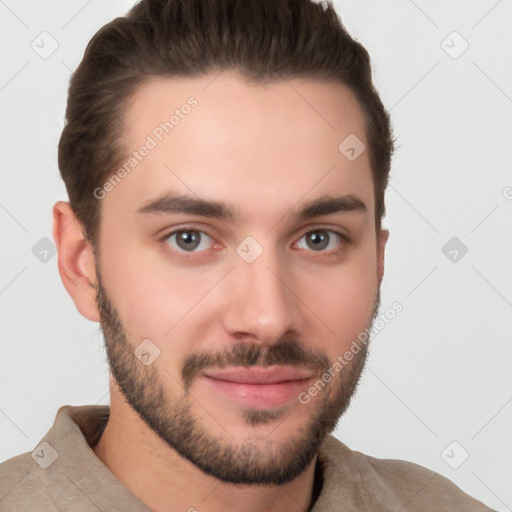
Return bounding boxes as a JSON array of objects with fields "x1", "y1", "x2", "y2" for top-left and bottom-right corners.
[{"x1": 53, "y1": 71, "x2": 389, "y2": 512}]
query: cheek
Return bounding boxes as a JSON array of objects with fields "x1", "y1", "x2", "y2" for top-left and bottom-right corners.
[
  {"x1": 311, "y1": 284, "x2": 375, "y2": 345},
  {"x1": 300, "y1": 243, "x2": 378, "y2": 346},
  {"x1": 98, "y1": 242, "x2": 203, "y2": 341},
  {"x1": 99, "y1": 224, "x2": 378, "y2": 356}
]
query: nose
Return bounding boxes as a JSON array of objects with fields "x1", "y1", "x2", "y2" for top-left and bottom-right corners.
[{"x1": 220, "y1": 245, "x2": 305, "y2": 346}]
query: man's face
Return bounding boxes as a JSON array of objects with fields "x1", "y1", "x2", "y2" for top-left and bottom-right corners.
[{"x1": 94, "y1": 72, "x2": 386, "y2": 484}]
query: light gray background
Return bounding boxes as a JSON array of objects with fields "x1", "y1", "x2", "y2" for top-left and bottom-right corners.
[{"x1": 1, "y1": 1, "x2": 511, "y2": 510}]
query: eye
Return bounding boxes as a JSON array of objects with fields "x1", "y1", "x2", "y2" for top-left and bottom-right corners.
[
  {"x1": 295, "y1": 229, "x2": 345, "y2": 252},
  {"x1": 164, "y1": 229, "x2": 214, "y2": 253},
  {"x1": 162, "y1": 227, "x2": 346, "y2": 256}
]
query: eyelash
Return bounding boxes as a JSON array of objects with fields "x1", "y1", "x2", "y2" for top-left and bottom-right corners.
[{"x1": 160, "y1": 226, "x2": 349, "y2": 258}]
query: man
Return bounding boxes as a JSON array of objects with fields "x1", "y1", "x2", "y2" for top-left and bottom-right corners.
[{"x1": 0, "y1": 0, "x2": 495, "y2": 510}]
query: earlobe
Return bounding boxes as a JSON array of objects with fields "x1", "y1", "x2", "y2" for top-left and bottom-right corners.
[
  {"x1": 52, "y1": 201, "x2": 100, "y2": 322},
  {"x1": 377, "y1": 229, "x2": 389, "y2": 284}
]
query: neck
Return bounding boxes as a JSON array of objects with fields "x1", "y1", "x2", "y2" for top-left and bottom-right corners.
[{"x1": 92, "y1": 387, "x2": 321, "y2": 512}]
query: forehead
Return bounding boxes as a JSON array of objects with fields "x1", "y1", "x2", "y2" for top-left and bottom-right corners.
[{"x1": 105, "y1": 71, "x2": 374, "y2": 226}]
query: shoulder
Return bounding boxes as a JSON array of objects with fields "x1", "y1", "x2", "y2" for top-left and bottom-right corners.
[
  {"x1": 0, "y1": 451, "x2": 60, "y2": 511},
  {"x1": 321, "y1": 435, "x2": 495, "y2": 511},
  {"x1": 0, "y1": 404, "x2": 109, "y2": 511}
]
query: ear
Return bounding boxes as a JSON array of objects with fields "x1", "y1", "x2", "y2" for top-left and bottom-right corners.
[
  {"x1": 377, "y1": 228, "x2": 389, "y2": 284},
  {"x1": 52, "y1": 201, "x2": 100, "y2": 322}
]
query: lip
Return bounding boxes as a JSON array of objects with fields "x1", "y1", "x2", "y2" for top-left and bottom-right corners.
[
  {"x1": 200, "y1": 366, "x2": 317, "y2": 409},
  {"x1": 202, "y1": 366, "x2": 315, "y2": 384}
]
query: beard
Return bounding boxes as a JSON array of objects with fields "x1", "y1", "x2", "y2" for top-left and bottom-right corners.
[{"x1": 95, "y1": 262, "x2": 380, "y2": 485}]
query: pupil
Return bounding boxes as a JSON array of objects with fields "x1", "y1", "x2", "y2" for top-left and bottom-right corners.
[
  {"x1": 178, "y1": 231, "x2": 199, "y2": 250},
  {"x1": 309, "y1": 231, "x2": 328, "y2": 251}
]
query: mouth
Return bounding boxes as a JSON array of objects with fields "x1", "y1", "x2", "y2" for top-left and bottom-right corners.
[{"x1": 199, "y1": 366, "x2": 317, "y2": 409}]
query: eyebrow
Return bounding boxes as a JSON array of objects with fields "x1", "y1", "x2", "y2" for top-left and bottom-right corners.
[{"x1": 136, "y1": 193, "x2": 367, "y2": 221}]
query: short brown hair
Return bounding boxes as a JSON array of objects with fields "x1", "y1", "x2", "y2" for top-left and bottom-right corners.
[{"x1": 58, "y1": 0, "x2": 393, "y2": 246}]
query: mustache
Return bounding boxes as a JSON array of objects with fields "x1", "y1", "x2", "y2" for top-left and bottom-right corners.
[{"x1": 181, "y1": 339, "x2": 330, "y2": 390}]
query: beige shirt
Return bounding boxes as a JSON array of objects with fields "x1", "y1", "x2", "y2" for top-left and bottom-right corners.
[{"x1": 0, "y1": 405, "x2": 495, "y2": 511}]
